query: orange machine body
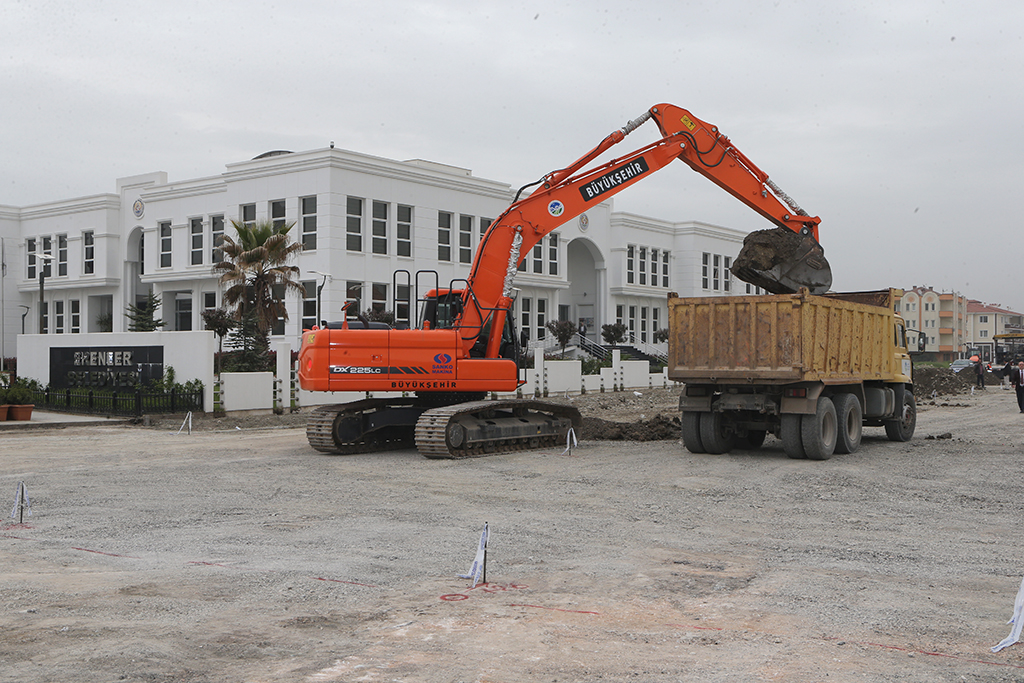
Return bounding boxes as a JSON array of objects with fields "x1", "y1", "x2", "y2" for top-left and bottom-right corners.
[{"x1": 299, "y1": 104, "x2": 822, "y2": 395}]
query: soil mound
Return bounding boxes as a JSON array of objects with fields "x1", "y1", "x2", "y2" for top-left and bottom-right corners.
[
  {"x1": 913, "y1": 365, "x2": 998, "y2": 397},
  {"x1": 579, "y1": 413, "x2": 681, "y2": 441}
]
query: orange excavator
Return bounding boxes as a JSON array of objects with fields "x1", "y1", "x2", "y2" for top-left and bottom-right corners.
[{"x1": 297, "y1": 103, "x2": 832, "y2": 457}]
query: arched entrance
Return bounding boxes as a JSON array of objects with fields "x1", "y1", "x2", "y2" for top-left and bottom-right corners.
[{"x1": 566, "y1": 237, "x2": 604, "y2": 341}]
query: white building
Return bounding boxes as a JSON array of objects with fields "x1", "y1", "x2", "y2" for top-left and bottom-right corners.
[{"x1": 0, "y1": 145, "x2": 755, "y2": 371}]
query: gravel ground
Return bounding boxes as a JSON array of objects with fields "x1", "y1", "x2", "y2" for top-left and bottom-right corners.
[{"x1": 4, "y1": 382, "x2": 1024, "y2": 682}]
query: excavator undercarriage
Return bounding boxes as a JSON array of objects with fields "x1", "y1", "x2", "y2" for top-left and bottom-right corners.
[{"x1": 306, "y1": 395, "x2": 582, "y2": 458}]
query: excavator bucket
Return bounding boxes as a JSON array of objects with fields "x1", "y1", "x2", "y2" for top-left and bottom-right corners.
[{"x1": 730, "y1": 227, "x2": 833, "y2": 295}]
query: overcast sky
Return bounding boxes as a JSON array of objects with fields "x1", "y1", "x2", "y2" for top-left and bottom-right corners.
[{"x1": 3, "y1": 1, "x2": 1022, "y2": 310}]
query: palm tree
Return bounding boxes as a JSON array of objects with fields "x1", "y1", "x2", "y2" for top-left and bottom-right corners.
[{"x1": 213, "y1": 219, "x2": 304, "y2": 334}]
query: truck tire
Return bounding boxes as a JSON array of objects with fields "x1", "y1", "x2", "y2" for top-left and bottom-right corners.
[
  {"x1": 780, "y1": 414, "x2": 806, "y2": 459},
  {"x1": 884, "y1": 391, "x2": 916, "y2": 442},
  {"x1": 681, "y1": 411, "x2": 705, "y2": 453},
  {"x1": 802, "y1": 397, "x2": 837, "y2": 460},
  {"x1": 699, "y1": 411, "x2": 736, "y2": 454},
  {"x1": 833, "y1": 393, "x2": 863, "y2": 454}
]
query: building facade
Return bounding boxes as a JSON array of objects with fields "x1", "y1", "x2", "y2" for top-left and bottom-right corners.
[
  {"x1": 965, "y1": 301, "x2": 1024, "y2": 363},
  {"x1": 0, "y1": 146, "x2": 756, "y2": 368},
  {"x1": 897, "y1": 286, "x2": 969, "y2": 362}
]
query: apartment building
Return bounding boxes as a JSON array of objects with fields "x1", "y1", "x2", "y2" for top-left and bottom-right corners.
[{"x1": 897, "y1": 286, "x2": 969, "y2": 362}]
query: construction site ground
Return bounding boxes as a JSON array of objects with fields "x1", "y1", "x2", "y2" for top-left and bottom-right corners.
[{"x1": 3, "y1": 370, "x2": 1024, "y2": 682}]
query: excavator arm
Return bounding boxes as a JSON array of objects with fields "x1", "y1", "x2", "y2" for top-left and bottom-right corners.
[{"x1": 461, "y1": 103, "x2": 832, "y2": 360}]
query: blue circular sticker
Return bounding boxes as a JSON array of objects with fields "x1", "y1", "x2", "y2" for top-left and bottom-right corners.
[{"x1": 547, "y1": 200, "x2": 564, "y2": 217}]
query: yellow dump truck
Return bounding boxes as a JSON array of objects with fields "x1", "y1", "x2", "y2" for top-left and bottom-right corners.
[{"x1": 667, "y1": 288, "x2": 915, "y2": 459}]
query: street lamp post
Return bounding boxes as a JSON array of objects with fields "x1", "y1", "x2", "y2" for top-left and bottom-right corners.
[
  {"x1": 38, "y1": 254, "x2": 53, "y2": 334},
  {"x1": 307, "y1": 270, "x2": 332, "y2": 327}
]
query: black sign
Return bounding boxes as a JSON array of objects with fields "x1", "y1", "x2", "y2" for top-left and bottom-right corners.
[
  {"x1": 579, "y1": 157, "x2": 650, "y2": 202},
  {"x1": 49, "y1": 346, "x2": 164, "y2": 389}
]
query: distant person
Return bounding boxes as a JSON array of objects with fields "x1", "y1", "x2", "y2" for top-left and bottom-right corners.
[
  {"x1": 974, "y1": 358, "x2": 986, "y2": 389},
  {"x1": 1013, "y1": 361, "x2": 1024, "y2": 413},
  {"x1": 1004, "y1": 359, "x2": 1014, "y2": 389}
]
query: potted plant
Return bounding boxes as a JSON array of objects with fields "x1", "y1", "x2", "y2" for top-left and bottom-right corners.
[
  {"x1": 0, "y1": 386, "x2": 8, "y2": 421},
  {"x1": 6, "y1": 383, "x2": 35, "y2": 421}
]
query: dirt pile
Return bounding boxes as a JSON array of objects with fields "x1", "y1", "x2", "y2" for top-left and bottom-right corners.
[{"x1": 913, "y1": 366, "x2": 998, "y2": 397}]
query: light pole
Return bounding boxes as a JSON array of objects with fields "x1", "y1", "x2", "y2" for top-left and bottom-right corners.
[
  {"x1": 37, "y1": 254, "x2": 53, "y2": 334},
  {"x1": 20, "y1": 305, "x2": 30, "y2": 335},
  {"x1": 307, "y1": 270, "x2": 332, "y2": 327}
]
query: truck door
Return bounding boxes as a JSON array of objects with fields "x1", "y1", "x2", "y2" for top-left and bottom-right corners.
[{"x1": 894, "y1": 320, "x2": 912, "y2": 382}]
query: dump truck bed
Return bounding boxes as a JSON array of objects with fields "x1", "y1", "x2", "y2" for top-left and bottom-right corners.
[{"x1": 667, "y1": 289, "x2": 902, "y2": 385}]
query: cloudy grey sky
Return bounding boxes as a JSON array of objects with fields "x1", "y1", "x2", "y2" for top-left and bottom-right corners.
[{"x1": 3, "y1": 1, "x2": 1022, "y2": 309}]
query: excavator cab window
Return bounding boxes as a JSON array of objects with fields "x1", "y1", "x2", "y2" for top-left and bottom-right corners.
[{"x1": 418, "y1": 291, "x2": 463, "y2": 330}]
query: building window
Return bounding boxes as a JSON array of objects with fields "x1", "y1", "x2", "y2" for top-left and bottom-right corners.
[
  {"x1": 662, "y1": 251, "x2": 669, "y2": 288},
  {"x1": 653, "y1": 307, "x2": 660, "y2": 333},
  {"x1": 300, "y1": 196, "x2": 317, "y2": 251},
  {"x1": 240, "y1": 204, "x2": 256, "y2": 227},
  {"x1": 438, "y1": 211, "x2": 452, "y2": 261},
  {"x1": 548, "y1": 234, "x2": 558, "y2": 275},
  {"x1": 628, "y1": 305, "x2": 636, "y2": 339},
  {"x1": 55, "y1": 300, "x2": 64, "y2": 333},
  {"x1": 57, "y1": 235, "x2": 67, "y2": 276},
  {"x1": 372, "y1": 201, "x2": 388, "y2": 255},
  {"x1": 536, "y1": 298, "x2": 546, "y2": 340},
  {"x1": 371, "y1": 283, "x2": 387, "y2": 314},
  {"x1": 459, "y1": 214, "x2": 473, "y2": 264},
  {"x1": 346, "y1": 281, "x2": 362, "y2": 319},
  {"x1": 347, "y1": 197, "x2": 363, "y2": 251},
  {"x1": 270, "y1": 199, "x2": 286, "y2": 229},
  {"x1": 211, "y1": 215, "x2": 225, "y2": 263},
  {"x1": 532, "y1": 243, "x2": 543, "y2": 274},
  {"x1": 83, "y1": 231, "x2": 95, "y2": 274},
  {"x1": 616, "y1": 304, "x2": 624, "y2": 325},
  {"x1": 627, "y1": 245, "x2": 635, "y2": 284},
  {"x1": 175, "y1": 293, "x2": 192, "y2": 331},
  {"x1": 521, "y1": 298, "x2": 531, "y2": 341},
  {"x1": 480, "y1": 217, "x2": 492, "y2": 237},
  {"x1": 980, "y1": 330, "x2": 989, "y2": 338},
  {"x1": 271, "y1": 284, "x2": 285, "y2": 336},
  {"x1": 723, "y1": 256, "x2": 732, "y2": 293},
  {"x1": 302, "y1": 281, "x2": 317, "y2": 329},
  {"x1": 41, "y1": 302, "x2": 48, "y2": 333},
  {"x1": 190, "y1": 217, "x2": 204, "y2": 265},
  {"x1": 639, "y1": 247, "x2": 647, "y2": 285},
  {"x1": 980, "y1": 315, "x2": 989, "y2": 323},
  {"x1": 649, "y1": 249, "x2": 658, "y2": 288},
  {"x1": 712, "y1": 254, "x2": 721, "y2": 291},
  {"x1": 641, "y1": 306, "x2": 648, "y2": 343},
  {"x1": 159, "y1": 222, "x2": 172, "y2": 268},
  {"x1": 396, "y1": 284, "x2": 411, "y2": 326},
  {"x1": 26, "y1": 238, "x2": 36, "y2": 279},
  {"x1": 70, "y1": 299, "x2": 80, "y2": 333},
  {"x1": 702, "y1": 252, "x2": 710, "y2": 290},
  {"x1": 41, "y1": 236, "x2": 52, "y2": 276},
  {"x1": 203, "y1": 292, "x2": 217, "y2": 310},
  {"x1": 397, "y1": 205, "x2": 412, "y2": 257}
]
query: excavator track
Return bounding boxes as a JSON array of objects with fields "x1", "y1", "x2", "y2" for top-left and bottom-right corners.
[
  {"x1": 306, "y1": 399, "x2": 417, "y2": 455},
  {"x1": 414, "y1": 399, "x2": 582, "y2": 459}
]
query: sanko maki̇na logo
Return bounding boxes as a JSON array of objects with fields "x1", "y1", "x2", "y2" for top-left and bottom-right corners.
[{"x1": 433, "y1": 353, "x2": 454, "y2": 374}]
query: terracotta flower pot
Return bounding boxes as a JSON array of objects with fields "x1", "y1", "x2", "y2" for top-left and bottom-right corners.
[
  {"x1": 0, "y1": 405, "x2": 8, "y2": 421},
  {"x1": 8, "y1": 404, "x2": 33, "y2": 421}
]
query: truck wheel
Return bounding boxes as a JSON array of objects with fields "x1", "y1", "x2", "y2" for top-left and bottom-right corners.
[
  {"x1": 744, "y1": 430, "x2": 767, "y2": 450},
  {"x1": 699, "y1": 412, "x2": 736, "y2": 454},
  {"x1": 780, "y1": 415, "x2": 806, "y2": 459},
  {"x1": 833, "y1": 393, "x2": 863, "y2": 454},
  {"x1": 802, "y1": 397, "x2": 837, "y2": 460},
  {"x1": 884, "y1": 391, "x2": 916, "y2": 442},
  {"x1": 681, "y1": 411, "x2": 705, "y2": 453}
]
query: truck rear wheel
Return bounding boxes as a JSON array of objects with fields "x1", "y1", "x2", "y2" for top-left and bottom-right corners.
[
  {"x1": 833, "y1": 393, "x2": 863, "y2": 454},
  {"x1": 781, "y1": 414, "x2": 806, "y2": 459},
  {"x1": 884, "y1": 391, "x2": 916, "y2": 442},
  {"x1": 699, "y1": 412, "x2": 736, "y2": 454},
  {"x1": 802, "y1": 397, "x2": 837, "y2": 460},
  {"x1": 681, "y1": 411, "x2": 705, "y2": 453}
]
